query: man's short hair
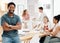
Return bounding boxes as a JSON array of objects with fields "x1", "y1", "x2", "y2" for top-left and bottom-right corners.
[
  {"x1": 39, "y1": 7, "x2": 43, "y2": 10},
  {"x1": 8, "y1": 2, "x2": 16, "y2": 7}
]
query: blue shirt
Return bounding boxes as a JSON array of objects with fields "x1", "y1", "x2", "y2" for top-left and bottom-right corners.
[{"x1": 1, "y1": 13, "x2": 21, "y2": 37}]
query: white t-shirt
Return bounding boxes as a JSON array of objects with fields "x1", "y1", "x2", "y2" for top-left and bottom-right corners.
[
  {"x1": 22, "y1": 19, "x2": 32, "y2": 30},
  {"x1": 18, "y1": 18, "x2": 32, "y2": 34},
  {"x1": 31, "y1": 13, "x2": 46, "y2": 29},
  {"x1": 37, "y1": 13, "x2": 46, "y2": 23}
]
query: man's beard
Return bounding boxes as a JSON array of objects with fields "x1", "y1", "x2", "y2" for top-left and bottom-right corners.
[{"x1": 9, "y1": 10, "x2": 14, "y2": 14}]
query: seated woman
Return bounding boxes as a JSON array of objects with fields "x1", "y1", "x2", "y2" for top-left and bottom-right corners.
[
  {"x1": 22, "y1": 9, "x2": 30, "y2": 21},
  {"x1": 22, "y1": 9, "x2": 32, "y2": 30},
  {"x1": 39, "y1": 16, "x2": 52, "y2": 43},
  {"x1": 49, "y1": 15, "x2": 60, "y2": 43}
]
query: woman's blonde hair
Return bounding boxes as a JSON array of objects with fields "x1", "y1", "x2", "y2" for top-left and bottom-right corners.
[{"x1": 43, "y1": 16, "x2": 49, "y2": 22}]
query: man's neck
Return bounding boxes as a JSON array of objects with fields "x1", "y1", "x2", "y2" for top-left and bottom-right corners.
[
  {"x1": 8, "y1": 13, "x2": 14, "y2": 17},
  {"x1": 40, "y1": 11, "x2": 43, "y2": 13},
  {"x1": 39, "y1": 12, "x2": 43, "y2": 14}
]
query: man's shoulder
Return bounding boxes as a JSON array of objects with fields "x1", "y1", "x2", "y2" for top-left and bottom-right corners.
[
  {"x1": 14, "y1": 14, "x2": 19, "y2": 17},
  {"x1": 14, "y1": 14, "x2": 20, "y2": 19},
  {"x1": 1, "y1": 14, "x2": 7, "y2": 18}
]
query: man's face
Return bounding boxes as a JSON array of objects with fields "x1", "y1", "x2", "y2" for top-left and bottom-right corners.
[
  {"x1": 39, "y1": 9, "x2": 43, "y2": 13},
  {"x1": 8, "y1": 5, "x2": 15, "y2": 14}
]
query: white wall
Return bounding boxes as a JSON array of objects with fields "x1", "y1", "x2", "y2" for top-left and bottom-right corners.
[
  {"x1": 27, "y1": 0, "x2": 53, "y2": 22},
  {"x1": 54, "y1": 0, "x2": 60, "y2": 16},
  {"x1": 0, "y1": 0, "x2": 12, "y2": 11},
  {"x1": 38, "y1": 0, "x2": 54, "y2": 22},
  {"x1": 27, "y1": 0, "x2": 38, "y2": 18},
  {"x1": 12, "y1": 0, "x2": 27, "y2": 19},
  {"x1": 0, "y1": 0, "x2": 54, "y2": 22},
  {"x1": 0, "y1": 0, "x2": 27, "y2": 18}
]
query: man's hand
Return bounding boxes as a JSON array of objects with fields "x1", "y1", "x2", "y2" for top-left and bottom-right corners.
[
  {"x1": 10, "y1": 22, "x2": 22, "y2": 30},
  {"x1": 2, "y1": 22, "x2": 13, "y2": 31},
  {"x1": 2, "y1": 22, "x2": 22, "y2": 31},
  {"x1": 45, "y1": 30, "x2": 49, "y2": 32}
]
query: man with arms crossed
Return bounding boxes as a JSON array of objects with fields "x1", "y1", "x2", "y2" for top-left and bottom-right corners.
[{"x1": 1, "y1": 2, "x2": 22, "y2": 43}]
